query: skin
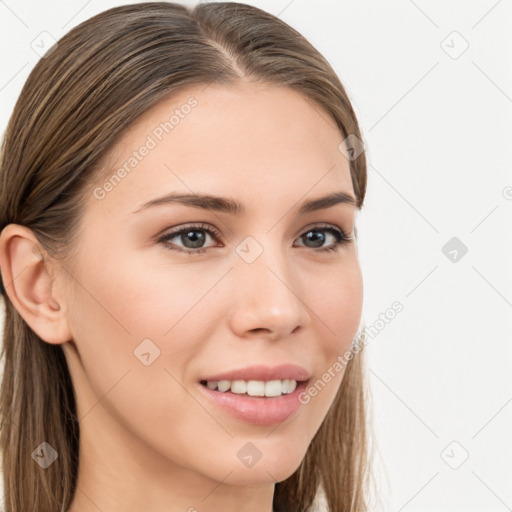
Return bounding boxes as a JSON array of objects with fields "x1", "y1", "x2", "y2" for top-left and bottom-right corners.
[{"x1": 0, "y1": 80, "x2": 363, "y2": 512}]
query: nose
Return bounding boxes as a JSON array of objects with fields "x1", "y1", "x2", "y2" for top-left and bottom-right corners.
[{"x1": 228, "y1": 242, "x2": 311, "y2": 341}]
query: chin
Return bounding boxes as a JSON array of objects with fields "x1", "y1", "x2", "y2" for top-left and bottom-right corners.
[
  {"x1": 220, "y1": 466, "x2": 298, "y2": 486},
  {"x1": 215, "y1": 451, "x2": 305, "y2": 486}
]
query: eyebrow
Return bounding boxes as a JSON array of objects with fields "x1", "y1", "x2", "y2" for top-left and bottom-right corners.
[{"x1": 132, "y1": 190, "x2": 358, "y2": 215}]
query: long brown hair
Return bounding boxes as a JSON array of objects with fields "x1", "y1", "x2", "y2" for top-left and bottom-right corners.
[{"x1": 0, "y1": 2, "x2": 374, "y2": 510}]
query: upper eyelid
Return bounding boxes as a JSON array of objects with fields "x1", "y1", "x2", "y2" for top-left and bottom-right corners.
[
  {"x1": 160, "y1": 221, "x2": 346, "y2": 236},
  {"x1": 160, "y1": 223, "x2": 221, "y2": 239}
]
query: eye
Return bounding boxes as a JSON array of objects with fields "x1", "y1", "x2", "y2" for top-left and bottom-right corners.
[
  {"x1": 157, "y1": 222, "x2": 352, "y2": 256},
  {"x1": 157, "y1": 223, "x2": 221, "y2": 255},
  {"x1": 295, "y1": 224, "x2": 353, "y2": 253}
]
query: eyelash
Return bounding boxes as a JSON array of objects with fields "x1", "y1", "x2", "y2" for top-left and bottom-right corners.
[{"x1": 156, "y1": 222, "x2": 353, "y2": 256}]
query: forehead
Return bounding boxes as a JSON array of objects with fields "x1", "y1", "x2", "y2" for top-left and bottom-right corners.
[{"x1": 86, "y1": 81, "x2": 354, "y2": 218}]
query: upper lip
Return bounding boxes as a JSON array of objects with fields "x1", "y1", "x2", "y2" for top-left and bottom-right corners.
[{"x1": 200, "y1": 364, "x2": 311, "y2": 382}]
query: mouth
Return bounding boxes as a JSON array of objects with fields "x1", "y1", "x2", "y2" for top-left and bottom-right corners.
[{"x1": 197, "y1": 378, "x2": 311, "y2": 425}]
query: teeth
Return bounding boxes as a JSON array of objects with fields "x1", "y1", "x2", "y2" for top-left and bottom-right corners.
[
  {"x1": 204, "y1": 379, "x2": 297, "y2": 396},
  {"x1": 231, "y1": 380, "x2": 247, "y2": 394},
  {"x1": 217, "y1": 380, "x2": 231, "y2": 392}
]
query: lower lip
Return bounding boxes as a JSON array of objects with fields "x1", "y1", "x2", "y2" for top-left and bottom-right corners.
[{"x1": 197, "y1": 380, "x2": 309, "y2": 426}]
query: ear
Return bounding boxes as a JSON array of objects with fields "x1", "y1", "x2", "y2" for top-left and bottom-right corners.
[{"x1": 0, "y1": 224, "x2": 72, "y2": 344}]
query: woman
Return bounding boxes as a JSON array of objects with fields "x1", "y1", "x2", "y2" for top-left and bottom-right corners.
[{"x1": 0, "y1": 2, "x2": 373, "y2": 511}]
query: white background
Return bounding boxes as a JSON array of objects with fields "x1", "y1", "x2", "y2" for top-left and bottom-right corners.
[{"x1": 1, "y1": 1, "x2": 512, "y2": 511}]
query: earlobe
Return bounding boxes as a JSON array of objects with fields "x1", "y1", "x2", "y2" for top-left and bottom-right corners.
[{"x1": 0, "y1": 224, "x2": 72, "y2": 345}]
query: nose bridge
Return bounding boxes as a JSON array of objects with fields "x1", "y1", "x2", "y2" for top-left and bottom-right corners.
[{"x1": 229, "y1": 234, "x2": 309, "y2": 338}]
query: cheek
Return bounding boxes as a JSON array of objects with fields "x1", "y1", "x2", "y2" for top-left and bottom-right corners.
[
  {"x1": 307, "y1": 258, "x2": 363, "y2": 354},
  {"x1": 294, "y1": 259, "x2": 362, "y2": 430},
  {"x1": 63, "y1": 253, "x2": 207, "y2": 408},
  {"x1": 70, "y1": 245, "x2": 219, "y2": 341}
]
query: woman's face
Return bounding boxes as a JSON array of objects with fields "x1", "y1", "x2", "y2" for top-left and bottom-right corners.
[{"x1": 60, "y1": 81, "x2": 363, "y2": 496}]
